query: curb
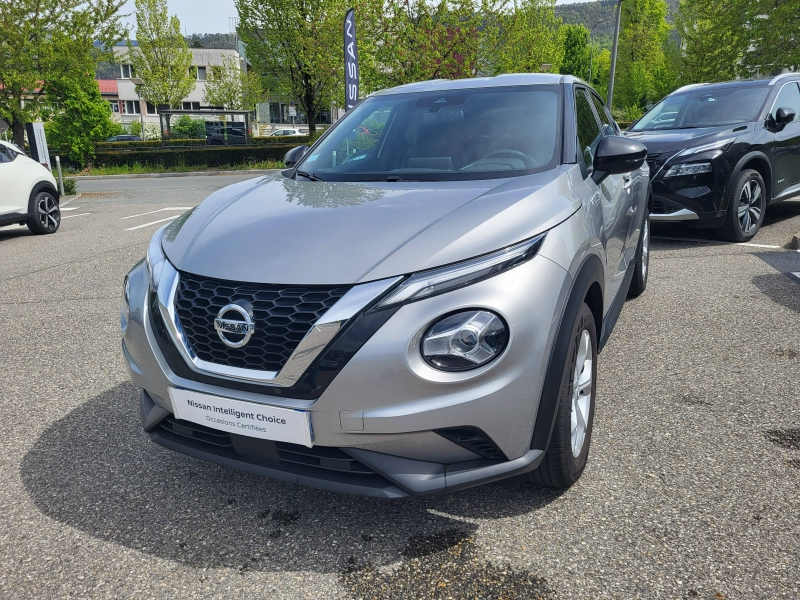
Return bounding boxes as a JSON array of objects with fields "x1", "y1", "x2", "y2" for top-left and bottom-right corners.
[
  {"x1": 72, "y1": 169, "x2": 278, "y2": 181},
  {"x1": 60, "y1": 194, "x2": 82, "y2": 207},
  {"x1": 791, "y1": 232, "x2": 800, "y2": 250}
]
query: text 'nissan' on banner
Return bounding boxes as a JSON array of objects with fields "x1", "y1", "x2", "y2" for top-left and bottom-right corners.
[{"x1": 344, "y1": 8, "x2": 359, "y2": 111}]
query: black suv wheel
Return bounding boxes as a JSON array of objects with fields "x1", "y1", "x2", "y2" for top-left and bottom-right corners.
[{"x1": 718, "y1": 169, "x2": 766, "y2": 242}]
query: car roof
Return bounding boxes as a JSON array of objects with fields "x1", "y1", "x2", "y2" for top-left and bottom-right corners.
[
  {"x1": 370, "y1": 73, "x2": 584, "y2": 96},
  {"x1": 670, "y1": 74, "x2": 800, "y2": 96}
]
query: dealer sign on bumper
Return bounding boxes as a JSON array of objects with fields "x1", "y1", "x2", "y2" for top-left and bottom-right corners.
[{"x1": 169, "y1": 388, "x2": 313, "y2": 447}]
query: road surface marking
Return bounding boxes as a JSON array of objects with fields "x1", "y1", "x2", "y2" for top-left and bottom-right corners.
[
  {"x1": 652, "y1": 235, "x2": 781, "y2": 249},
  {"x1": 60, "y1": 206, "x2": 82, "y2": 212},
  {"x1": 124, "y1": 216, "x2": 178, "y2": 231},
  {"x1": 791, "y1": 272, "x2": 800, "y2": 281},
  {"x1": 62, "y1": 213, "x2": 92, "y2": 219},
  {"x1": 121, "y1": 207, "x2": 192, "y2": 220}
]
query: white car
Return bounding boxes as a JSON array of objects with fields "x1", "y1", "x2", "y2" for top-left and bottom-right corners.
[
  {"x1": 0, "y1": 140, "x2": 61, "y2": 234},
  {"x1": 269, "y1": 128, "x2": 304, "y2": 137}
]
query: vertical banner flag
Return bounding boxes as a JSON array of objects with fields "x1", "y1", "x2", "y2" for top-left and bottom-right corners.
[
  {"x1": 25, "y1": 122, "x2": 51, "y2": 170},
  {"x1": 344, "y1": 8, "x2": 359, "y2": 111}
]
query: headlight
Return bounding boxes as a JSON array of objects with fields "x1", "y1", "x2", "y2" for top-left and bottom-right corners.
[
  {"x1": 663, "y1": 162, "x2": 713, "y2": 177},
  {"x1": 676, "y1": 137, "x2": 735, "y2": 157},
  {"x1": 146, "y1": 224, "x2": 169, "y2": 291},
  {"x1": 421, "y1": 310, "x2": 508, "y2": 371},
  {"x1": 375, "y1": 233, "x2": 546, "y2": 309}
]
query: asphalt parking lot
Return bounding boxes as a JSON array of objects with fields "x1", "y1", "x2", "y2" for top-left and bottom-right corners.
[{"x1": 1, "y1": 174, "x2": 799, "y2": 599}]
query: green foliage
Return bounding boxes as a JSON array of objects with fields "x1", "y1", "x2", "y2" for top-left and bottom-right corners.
[
  {"x1": 127, "y1": 0, "x2": 196, "y2": 125},
  {"x1": 43, "y1": 73, "x2": 121, "y2": 165},
  {"x1": 94, "y1": 144, "x2": 296, "y2": 168},
  {"x1": 171, "y1": 115, "x2": 206, "y2": 138},
  {"x1": 237, "y1": 0, "x2": 345, "y2": 134},
  {"x1": 184, "y1": 33, "x2": 238, "y2": 50},
  {"x1": 561, "y1": 24, "x2": 591, "y2": 79},
  {"x1": 62, "y1": 178, "x2": 78, "y2": 195},
  {"x1": 0, "y1": 0, "x2": 124, "y2": 147},
  {"x1": 203, "y1": 55, "x2": 265, "y2": 110},
  {"x1": 555, "y1": 0, "x2": 679, "y2": 41},
  {"x1": 591, "y1": 48, "x2": 612, "y2": 98},
  {"x1": 613, "y1": 0, "x2": 673, "y2": 110},
  {"x1": 675, "y1": 0, "x2": 741, "y2": 84},
  {"x1": 487, "y1": 0, "x2": 565, "y2": 75}
]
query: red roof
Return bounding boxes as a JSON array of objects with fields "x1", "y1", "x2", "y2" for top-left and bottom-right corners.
[{"x1": 97, "y1": 79, "x2": 118, "y2": 95}]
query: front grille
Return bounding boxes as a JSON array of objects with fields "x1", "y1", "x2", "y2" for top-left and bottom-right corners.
[
  {"x1": 652, "y1": 199, "x2": 678, "y2": 215},
  {"x1": 174, "y1": 272, "x2": 350, "y2": 373},
  {"x1": 159, "y1": 416, "x2": 377, "y2": 475}
]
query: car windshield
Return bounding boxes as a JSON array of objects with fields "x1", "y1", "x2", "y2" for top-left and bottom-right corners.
[
  {"x1": 296, "y1": 85, "x2": 561, "y2": 181},
  {"x1": 632, "y1": 86, "x2": 770, "y2": 131}
]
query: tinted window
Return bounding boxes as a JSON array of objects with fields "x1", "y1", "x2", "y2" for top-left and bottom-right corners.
[
  {"x1": 0, "y1": 145, "x2": 18, "y2": 163},
  {"x1": 575, "y1": 89, "x2": 602, "y2": 169},
  {"x1": 297, "y1": 85, "x2": 561, "y2": 181},
  {"x1": 589, "y1": 93, "x2": 616, "y2": 135},
  {"x1": 772, "y1": 82, "x2": 800, "y2": 122},
  {"x1": 633, "y1": 86, "x2": 770, "y2": 130}
]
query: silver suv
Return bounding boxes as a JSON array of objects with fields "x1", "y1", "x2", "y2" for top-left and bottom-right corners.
[{"x1": 121, "y1": 74, "x2": 650, "y2": 497}]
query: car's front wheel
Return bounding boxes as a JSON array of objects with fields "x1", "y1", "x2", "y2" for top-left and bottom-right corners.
[
  {"x1": 528, "y1": 302, "x2": 597, "y2": 488},
  {"x1": 26, "y1": 190, "x2": 60, "y2": 235},
  {"x1": 628, "y1": 214, "x2": 649, "y2": 297},
  {"x1": 718, "y1": 169, "x2": 766, "y2": 242}
]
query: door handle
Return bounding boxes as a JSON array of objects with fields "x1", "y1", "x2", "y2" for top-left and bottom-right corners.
[{"x1": 626, "y1": 205, "x2": 638, "y2": 217}]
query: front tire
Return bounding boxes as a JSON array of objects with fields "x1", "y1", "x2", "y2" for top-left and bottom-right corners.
[
  {"x1": 26, "y1": 190, "x2": 60, "y2": 235},
  {"x1": 717, "y1": 169, "x2": 766, "y2": 242},
  {"x1": 628, "y1": 214, "x2": 649, "y2": 297},
  {"x1": 528, "y1": 303, "x2": 597, "y2": 488}
]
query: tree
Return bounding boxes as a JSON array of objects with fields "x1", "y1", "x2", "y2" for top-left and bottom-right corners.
[
  {"x1": 487, "y1": 0, "x2": 565, "y2": 76},
  {"x1": 203, "y1": 55, "x2": 265, "y2": 110},
  {"x1": 127, "y1": 0, "x2": 196, "y2": 133},
  {"x1": 43, "y1": 71, "x2": 119, "y2": 165},
  {"x1": 560, "y1": 24, "x2": 590, "y2": 79},
  {"x1": 236, "y1": 0, "x2": 346, "y2": 135},
  {"x1": 743, "y1": 0, "x2": 800, "y2": 74},
  {"x1": 675, "y1": 0, "x2": 742, "y2": 84},
  {"x1": 0, "y1": 0, "x2": 124, "y2": 148},
  {"x1": 613, "y1": 0, "x2": 672, "y2": 111}
]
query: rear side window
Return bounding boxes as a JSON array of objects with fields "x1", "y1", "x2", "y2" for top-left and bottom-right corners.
[
  {"x1": 0, "y1": 145, "x2": 18, "y2": 163},
  {"x1": 772, "y1": 82, "x2": 800, "y2": 122},
  {"x1": 575, "y1": 89, "x2": 602, "y2": 170}
]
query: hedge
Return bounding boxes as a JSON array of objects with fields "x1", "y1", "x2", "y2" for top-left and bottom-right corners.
[
  {"x1": 94, "y1": 136, "x2": 317, "y2": 151},
  {"x1": 93, "y1": 144, "x2": 298, "y2": 168}
]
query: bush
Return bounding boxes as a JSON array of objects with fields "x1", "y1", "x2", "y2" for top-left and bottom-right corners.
[
  {"x1": 62, "y1": 178, "x2": 77, "y2": 195},
  {"x1": 95, "y1": 139, "x2": 201, "y2": 151},
  {"x1": 171, "y1": 115, "x2": 206, "y2": 139},
  {"x1": 251, "y1": 135, "x2": 316, "y2": 146},
  {"x1": 93, "y1": 144, "x2": 297, "y2": 169}
]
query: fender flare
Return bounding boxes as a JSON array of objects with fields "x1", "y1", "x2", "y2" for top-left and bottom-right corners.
[
  {"x1": 530, "y1": 252, "x2": 604, "y2": 451},
  {"x1": 727, "y1": 150, "x2": 773, "y2": 205},
  {"x1": 29, "y1": 180, "x2": 61, "y2": 207}
]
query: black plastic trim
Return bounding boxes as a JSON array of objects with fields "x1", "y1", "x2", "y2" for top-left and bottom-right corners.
[{"x1": 435, "y1": 427, "x2": 508, "y2": 461}]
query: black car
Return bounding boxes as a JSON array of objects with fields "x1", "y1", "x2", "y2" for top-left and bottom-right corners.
[
  {"x1": 627, "y1": 74, "x2": 800, "y2": 241},
  {"x1": 106, "y1": 134, "x2": 142, "y2": 142}
]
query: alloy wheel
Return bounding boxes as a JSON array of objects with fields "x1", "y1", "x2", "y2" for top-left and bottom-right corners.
[
  {"x1": 571, "y1": 329, "x2": 593, "y2": 458},
  {"x1": 37, "y1": 194, "x2": 60, "y2": 231},
  {"x1": 737, "y1": 180, "x2": 763, "y2": 234}
]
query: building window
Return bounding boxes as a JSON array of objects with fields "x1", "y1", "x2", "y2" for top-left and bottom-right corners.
[
  {"x1": 181, "y1": 101, "x2": 201, "y2": 110},
  {"x1": 109, "y1": 101, "x2": 120, "y2": 113},
  {"x1": 123, "y1": 100, "x2": 141, "y2": 115},
  {"x1": 146, "y1": 102, "x2": 157, "y2": 115},
  {"x1": 120, "y1": 64, "x2": 134, "y2": 79},
  {"x1": 196, "y1": 66, "x2": 207, "y2": 81}
]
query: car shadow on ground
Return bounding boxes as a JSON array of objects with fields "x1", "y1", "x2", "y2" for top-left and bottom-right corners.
[{"x1": 19, "y1": 382, "x2": 562, "y2": 577}]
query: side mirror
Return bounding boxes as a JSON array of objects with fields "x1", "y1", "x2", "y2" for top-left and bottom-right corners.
[
  {"x1": 284, "y1": 145, "x2": 309, "y2": 168},
  {"x1": 591, "y1": 136, "x2": 647, "y2": 184},
  {"x1": 775, "y1": 107, "x2": 796, "y2": 125}
]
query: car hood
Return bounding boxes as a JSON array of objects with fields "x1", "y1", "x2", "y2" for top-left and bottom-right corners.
[
  {"x1": 161, "y1": 170, "x2": 579, "y2": 285},
  {"x1": 625, "y1": 124, "x2": 752, "y2": 155}
]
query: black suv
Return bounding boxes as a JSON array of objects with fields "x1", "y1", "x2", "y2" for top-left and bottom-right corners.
[{"x1": 627, "y1": 74, "x2": 800, "y2": 241}]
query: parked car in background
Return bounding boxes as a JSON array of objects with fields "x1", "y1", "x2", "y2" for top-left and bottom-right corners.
[
  {"x1": 627, "y1": 74, "x2": 800, "y2": 241},
  {"x1": 122, "y1": 74, "x2": 650, "y2": 497},
  {"x1": 206, "y1": 125, "x2": 247, "y2": 145},
  {"x1": 0, "y1": 140, "x2": 60, "y2": 234},
  {"x1": 269, "y1": 128, "x2": 304, "y2": 137},
  {"x1": 106, "y1": 134, "x2": 142, "y2": 142}
]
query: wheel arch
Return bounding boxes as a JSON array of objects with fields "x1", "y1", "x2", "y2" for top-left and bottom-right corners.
[
  {"x1": 530, "y1": 252, "x2": 604, "y2": 451},
  {"x1": 729, "y1": 151, "x2": 773, "y2": 205},
  {"x1": 29, "y1": 180, "x2": 61, "y2": 211}
]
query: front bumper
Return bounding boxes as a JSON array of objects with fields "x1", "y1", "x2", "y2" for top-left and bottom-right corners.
[{"x1": 123, "y1": 252, "x2": 570, "y2": 496}]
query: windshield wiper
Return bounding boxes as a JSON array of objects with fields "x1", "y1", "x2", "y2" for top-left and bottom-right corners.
[{"x1": 295, "y1": 169, "x2": 324, "y2": 181}]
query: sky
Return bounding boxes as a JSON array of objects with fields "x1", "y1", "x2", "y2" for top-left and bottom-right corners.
[{"x1": 120, "y1": 0, "x2": 592, "y2": 36}]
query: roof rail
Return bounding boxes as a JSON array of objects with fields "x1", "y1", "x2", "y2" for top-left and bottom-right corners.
[{"x1": 770, "y1": 72, "x2": 798, "y2": 85}]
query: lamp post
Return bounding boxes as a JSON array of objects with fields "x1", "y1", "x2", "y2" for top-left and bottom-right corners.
[
  {"x1": 130, "y1": 77, "x2": 145, "y2": 139},
  {"x1": 607, "y1": 0, "x2": 624, "y2": 110},
  {"x1": 588, "y1": 18, "x2": 605, "y2": 85}
]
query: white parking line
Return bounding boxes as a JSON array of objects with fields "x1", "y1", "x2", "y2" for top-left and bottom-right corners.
[
  {"x1": 652, "y1": 235, "x2": 781, "y2": 249},
  {"x1": 62, "y1": 213, "x2": 92, "y2": 219},
  {"x1": 791, "y1": 272, "x2": 800, "y2": 281},
  {"x1": 121, "y1": 207, "x2": 192, "y2": 220},
  {"x1": 124, "y1": 216, "x2": 178, "y2": 231},
  {"x1": 60, "y1": 206, "x2": 82, "y2": 212}
]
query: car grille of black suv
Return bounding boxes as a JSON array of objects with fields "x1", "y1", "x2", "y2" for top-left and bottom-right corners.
[
  {"x1": 174, "y1": 272, "x2": 351, "y2": 373},
  {"x1": 652, "y1": 199, "x2": 679, "y2": 215}
]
